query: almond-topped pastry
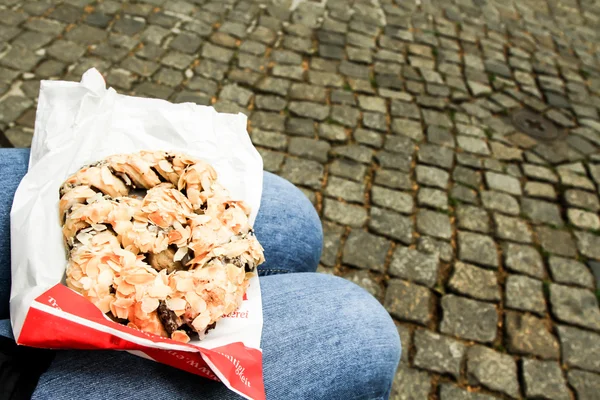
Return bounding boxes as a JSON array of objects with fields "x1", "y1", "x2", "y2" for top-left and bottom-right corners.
[{"x1": 60, "y1": 151, "x2": 265, "y2": 343}]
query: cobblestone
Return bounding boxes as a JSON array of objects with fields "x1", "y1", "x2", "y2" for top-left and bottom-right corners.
[
  {"x1": 467, "y1": 345, "x2": 520, "y2": 398},
  {"x1": 457, "y1": 231, "x2": 498, "y2": 268},
  {"x1": 550, "y1": 284, "x2": 600, "y2": 331},
  {"x1": 342, "y1": 230, "x2": 390, "y2": 272},
  {"x1": 558, "y1": 325, "x2": 600, "y2": 373},
  {"x1": 390, "y1": 247, "x2": 439, "y2": 288},
  {"x1": 505, "y1": 311, "x2": 560, "y2": 360},
  {"x1": 522, "y1": 359, "x2": 570, "y2": 400},
  {"x1": 440, "y1": 294, "x2": 498, "y2": 343},
  {"x1": 414, "y1": 329, "x2": 465, "y2": 379},
  {"x1": 385, "y1": 280, "x2": 433, "y2": 326},
  {"x1": 505, "y1": 275, "x2": 546, "y2": 316},
  {"x1": 448, "y1": 262, "x2": 500, "y2": 302},
  {"x1": 568, "y1": 370, "x2": 600, "y2": 400}
]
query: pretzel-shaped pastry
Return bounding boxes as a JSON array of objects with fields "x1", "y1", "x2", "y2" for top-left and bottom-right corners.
[{"x1": 60, "y1": 151, "x2": 264, "y2": 343}]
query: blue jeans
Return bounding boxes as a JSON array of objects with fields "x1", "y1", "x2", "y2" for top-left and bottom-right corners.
[{"x1": 0, "y1": 149, "x2": 400, "y2": 400}]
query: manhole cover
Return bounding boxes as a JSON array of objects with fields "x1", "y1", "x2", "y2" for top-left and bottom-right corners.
[{"x1": 510, "y1": 109, "x2": 560, "y2": 141}]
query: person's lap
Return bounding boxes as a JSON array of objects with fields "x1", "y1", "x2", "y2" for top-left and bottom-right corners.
[{"x1": 0, "y1": 149, "x2": 400, "y2": 400}]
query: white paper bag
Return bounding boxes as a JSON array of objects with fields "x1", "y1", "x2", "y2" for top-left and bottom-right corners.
[{"x1": 9, "y1": 68, "x2": 266, "y2": 400}]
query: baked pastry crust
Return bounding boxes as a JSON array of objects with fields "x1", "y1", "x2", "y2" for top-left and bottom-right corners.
[{"x1": 60, "y1": 151, "x2": 264, "y2": 343}]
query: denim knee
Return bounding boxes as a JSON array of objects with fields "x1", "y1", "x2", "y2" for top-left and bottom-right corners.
[{"x1": 254, "y1": 172, "x2": 323, "y2": 274}]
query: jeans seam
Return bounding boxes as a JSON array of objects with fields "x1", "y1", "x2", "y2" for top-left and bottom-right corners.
[{"x1": 258, "y1": 269, "x2": 292, "y2": 276}]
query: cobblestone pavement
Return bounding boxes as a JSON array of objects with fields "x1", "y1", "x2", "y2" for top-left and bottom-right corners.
[{"x1": 2, "y1": 0, "x2": 600, "y2": 398}]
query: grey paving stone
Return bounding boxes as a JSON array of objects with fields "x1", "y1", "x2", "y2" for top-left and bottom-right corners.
[
  {"x1": 391, "y1": 118, "x2": 424, "y2": 141},
  {"x1": 522, "y1": 164, "x2": 558, "y2": 183},
  {"x1": 390, "y1": 246, "x2": 439, "y2": 288},
  {"x1": 522, "y1": 359, "x2": 570, "y2": 400},
  {"x1": 417, "y1": 236, "x2": 454, "y2": 263},
  {"x1": 355, "y1": 128, "x2": 383, "y2": 148},
  {"x1": 112, "y1": 17, "x2": 145, "y2": 36},
  {"x1": 422, "y1": 109, "x2": 453, "y2": 128},
  {"x1": 451, "y1": 185, "x2": 478, "y2": 205},
  {"x1": 457, "y1": 135, "x2": 491, "y2": 156},
  {"x1": 288, "y1": 101, "x2": 330, "y2": 121},
  {"x1": 485, "y1": 172, "x2": 522, "y2": 196},
  {"x1": 448, "y1": 261, "x2": 500, "y2": 302},
  {"x1": 524, "y1": 181, "x2": 556, "y2": 200},
  {"x1": 536, "y1": 226, "x2": 577, "y2": 258},
  {"x1": 308, "y1": 70, "x2": 344, "y2": 87},
  {"x1": 279, "y1": 157, "x2": 324, "y2": 189},
  {"x1": 374, "y1": 169, "x2": 412, "y2": 190},
  {"x1": 493, "y1": 214, "x2": 532, "y2": 243},
  {"x1": 417, "y1": 144, "x2": 454, "y2": 169},
  {"x1": 521, "y1": 198, "x2": 564, "y2": 226},
  {"x1": 417, "y1": 188, "x2": 448, "y2": 211},
  {"x1": 467, "y1": 345, "x2": 520, "y2": 399},
  {"x1": 329, "y1": 159, "x2": 366, "y2": 182},
  {"x1": 456, "y1": 205, "x2": 489, "y2": 233},
  {"x1": 568, "y1": 370, "x2": 600, "y2": 400},
  {"x1": 0, "y1": 96, "x2": 32, "y2": 124},
  {"x1": 321, "y1": 221, "x2": 343, "y2": 267},
  {"x1": 550, "y1": 284, "x2": 600, "y2": 331},
  {"x1": 390, "y1": 102, "x2": 421, "y2": 120},
  {"x1": 325, "y1": 176, "x2": 365, "y2": 204},
  {"x1": 256, "y1": 77, "x2": 291, "y2": 97},
  {"x1": 219, "y1": 84, "x2": 253, "y2": 106},
  {"x1": 415, "y1": 165, "x2": 449, "y2": 189},
  {"x1": 385, "y1": 279, "x2": 433, "y2": 325},
  {"x1": 568, "y1": 208, "x2": 600, "y2": 230},
  {"x1": 452, "y1": 166, "x2": 481, "y2": 189},
  {"x1": 490, "y1": 142, "x2": 522, "y2": 162},
  {"x1": 417, "y1": 209, "x2": 452, "y2": 240},
  {"x1": 558, "y1": 169, "x2": 595, "y2": 191},
  {"x1": 331, "y1": 90, "x2": 356, "y2": 106},
  {"x1": 440, "y1": 294, "x2": 498, "y2": 343},
  {"x1": 396, "y1": 323, "x2": 411, "y2": 365},
  {"x1": 371, "y1": 187, "x2": 413, "y2": 214},
  {"x1": 323, "y1": 198, "x2": 367, "y2": 227},
  {"x1": 557, "y1": 325, "x2": 600, "y2": 373},
  {"x1": 288, "y1": 137, "x2": 331, "y2": 163},
  {"x1": 330, "y1": 105, "x2": 361, "y2": 127},
  {"x1": 255, "y1": 95, "x2": 287, "y2": 112},
  {"x1": 286, "y1": 117, "x2": 314, "y2": 137},
  {"x1": 362, "y1": 112, "x2": 387, "y2": 132},
  {"x1": 289, "y1": 84, "x2": 327, "y2": 103},
  {"x1": 0, "y1": 47, "x2": 42, "y2": 71},
  {"x1": 505, "y1": 274, "x2": 546, "y2": 316},
  {"x1": 319, "y1": 124, "x2": 347, "y2": 143},
  {"x1": 342, "y1": 230, "x2": 391, "y2": 272},
  {"x1": 252, "y1": 112, "x2": 286, "y2": 132},
  {"x1": 169, "y1": 32, "x2": 202, "y2": 54},
  {"x1": 505, "y1": 311, "x2": 559, "y2": 359},
  {"x1": 256, "y1": 148, "x2": 284, "y2": 172},
  {"x1": 574, "y1": 231, "x2": 600, "y2": 259},
  {"x1": 439, "y1": 384, "x2": 498, "y2": 400},
  {"x1": 332, "y1": 144, "x2": 374, "y2": 164},
  {"x1": 564, "y1": 189, "x2": 600, "y2": 211},
  {"x1": 369, "y1": 207, "x2": 413, "y2": 245},
  {"x1": 390, "y1": 367, "x2": 431, "y2": 400},
  {"x1": 413, "y1": 329, "x2": 465, "y2": 378},
  {"x1": 375, "y1": 151, "x2": 412, "y2": 172},
  {"x1": 457, "y1": 231, "x2": 498, "y2": 268},
  {"x1": 548, "y1": 256, "x2": 594, "y2": 288},
  {"x1": 503, "y1": 243, "x2": 545, "y2": 278},
  {"x1": 427, "y1": 126, "x2": 455, "y2": 147},
  {"x1": 358, "y1": 95, "x2": 387, "y2": 113}
]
